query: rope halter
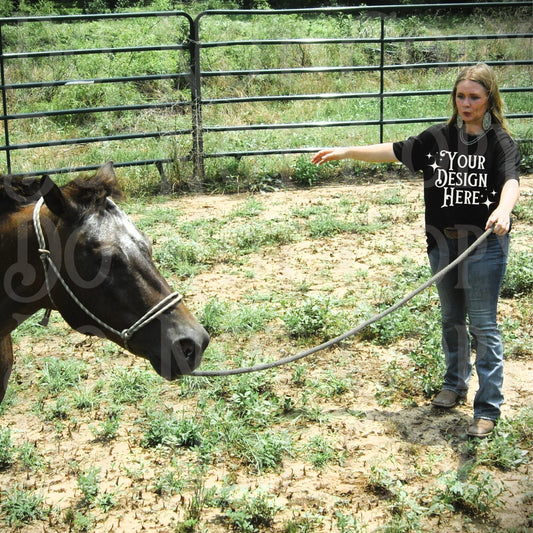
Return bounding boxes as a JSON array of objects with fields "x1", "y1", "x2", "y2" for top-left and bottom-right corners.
[{"x1": 33, "y1": 197, "x2": 183, "y2": 350}]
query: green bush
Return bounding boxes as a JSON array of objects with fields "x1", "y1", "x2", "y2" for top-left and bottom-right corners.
[
  {"x1": 39, "y1": 358, "x2": 87, "y2": 395},
  {"x1": 154, "y1": 237, "x2": 206, "y2": 277},
  {"x1": 502, "y1": 251, "x2": 533, "y2": 297},
  {"x1": 77, "y1": 466, "x2": 100, "y2": 506},
  {"x1": 230, "y1": 429, "x2": 292, "y2": 473},
  {"x1": 199, "y1": 298, "x2": 275, "y2": 337},
  {"x1": 109, "y1": 366, "x2": 158, "y2": 405},
  {"x1": 141, "y1": 411, "x2": 203, "y2": 449},
  {"x1": 0, "y1": 0, "x2": 15, "y2": 16},
  {"x1": 474, "y1": 407, "x2": 533, "y2": 470},
  {"x1": 199, "y1": 297, "x2": 229, "y2": 336},
  {"x1": 292, "y1": 155, "x2": 321, "y2": 187},
  {"x1": 225, "y1": 490, "x2": 279, "y2": 531},
  {"x1": 513, "y1": 195, "x2": 533, "y2": 223},
  {"x1": 432, "y1": 469, "x2": 504, "y2": 518}
]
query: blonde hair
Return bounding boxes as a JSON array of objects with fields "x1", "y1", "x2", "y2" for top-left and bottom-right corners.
[{"x1": 449, "y1": 62, "x2": 509, "y2": 132}]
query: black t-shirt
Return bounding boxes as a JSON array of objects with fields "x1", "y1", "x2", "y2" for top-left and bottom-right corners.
[{"x1": 393, "y1": 123, "x2": 520, "y2": 248}]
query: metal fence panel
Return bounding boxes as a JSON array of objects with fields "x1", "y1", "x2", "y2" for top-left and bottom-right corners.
[
  {"x1": 0, "y1": 3, "x2": 531, "y2": 182},
  {"x1": 0, "y1": 11, "x2": 195, "y2": 180},
  {"x1": 194, "y1": 3, "x2": 532, "y2": 174}
]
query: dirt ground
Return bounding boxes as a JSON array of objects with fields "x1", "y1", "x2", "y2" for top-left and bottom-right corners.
[{"x1": 0, "y1": 174, "x2": 532, "y2": 532}]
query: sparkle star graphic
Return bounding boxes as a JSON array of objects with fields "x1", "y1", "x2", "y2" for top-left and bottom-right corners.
[
  {"x1": 483, "y1": 198, "x2": 493, "y2": 209},
  {"x1": 426, "y1": 153, "x2": 433, "y2": 159},
  {"x1": 490, "y1": 190, "x2": 497, "y2": 196},
  {"x1": 429, "y1": 161, "x2": 439, "y2": 172}
]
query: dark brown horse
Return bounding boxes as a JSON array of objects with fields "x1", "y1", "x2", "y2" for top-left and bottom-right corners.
[{"x1": 0, "y1": 162, "x2": 209, "y2": 404}]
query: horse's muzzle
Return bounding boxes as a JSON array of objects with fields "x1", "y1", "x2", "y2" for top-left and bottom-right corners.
[
  {"x1": 176, "y1": 332, "x2": 210, "y2": 374},
  {"x1": 159, "y1": 327, "x2": 209, "y2": 380}
]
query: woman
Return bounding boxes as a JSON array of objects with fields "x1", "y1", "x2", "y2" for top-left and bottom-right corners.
[{"x1": 312, "y1": 63, "x2": 520, "y2": 438}]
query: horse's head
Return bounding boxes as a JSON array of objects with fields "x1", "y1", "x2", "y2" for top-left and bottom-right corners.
[{"x1": 37, "y1": 162, "x2": 209, "y2": 379}]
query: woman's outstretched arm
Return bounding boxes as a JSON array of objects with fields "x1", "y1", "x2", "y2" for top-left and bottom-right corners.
[{"x1": 312, "y1": 142, "x2": 399, "y2": 165}]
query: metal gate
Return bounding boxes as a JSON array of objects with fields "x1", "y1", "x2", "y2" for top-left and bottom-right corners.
[{"x1": 1, "y1": 2, "x2": 531, "y2": 183}]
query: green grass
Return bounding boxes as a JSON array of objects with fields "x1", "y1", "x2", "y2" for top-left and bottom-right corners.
[
  {"x1": 501, "y1": 250, "x2": 533, "y2": 297},
  {"x1": 282, "y1": 295, "x2": 337, "y2": 341},
  {"x1": 200, "y1": 298, "x2": 276, "y2": 336},
  {"x1": 0, "y1": 427, "x2": 14, "y2": 470},
  {"x1": 89, "y1": 404, "x2": 122, "y2": 441},
  {"x1": 432, "y1": 468, "x2": 504, "y2": 518},
  {"x1": 17, "y1": 442, "x2": 45, "y2": 472},
  {"x1": 0, "y1": 485, "x2": 48, "y2": 527},
  {"x1": 77, "y1": 465, "x2": 100, "y2": 506},
  {"x1": 152, "y1": 468, "x2": 185, "y2": 497},
  {"x1": 224, "y1": 489, "x2": 279, "y2": 532},
  {"x1": 141, "y1": 410, "x2": 203, "y2": 449},
  {"x1": 108, "y1": 366, "x2": 160, "y2": 405},
  {"x1": 473, "y1": 407, "x2": 533, "y2": 470},
  {"x1": 39, "y1": 357, "x2": 88, "y2": 395}
]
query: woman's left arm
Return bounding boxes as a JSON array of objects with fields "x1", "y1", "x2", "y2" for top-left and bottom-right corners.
[{"x1": 486, "y1": 179, "x2": 520, "y2": 234}]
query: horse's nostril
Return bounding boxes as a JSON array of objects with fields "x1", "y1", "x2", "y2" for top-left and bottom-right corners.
[
  {"x1": 171, "y1": 333, "x2": 206, "y2": 376},
  {"x1": 179, "y1": 338, "x2": 196, "y2": 364}
]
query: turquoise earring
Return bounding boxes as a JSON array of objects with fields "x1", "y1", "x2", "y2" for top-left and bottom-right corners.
[
  {"x1": 457, "y1": 115, "x2": 463, "y2": 128},
  {"x1": 482, "y1": 111, "x2": 492, "y2": 131}
]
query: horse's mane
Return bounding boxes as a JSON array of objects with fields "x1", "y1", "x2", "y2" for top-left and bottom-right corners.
[
  {"x1": 62, "y1": 173, "x2": 123, "y2": 208},
  {"x1": 0, "y1": 168, "x2": 122, "y2": 215},
  {"x1": 0, "y1": 176, "x2": 42, "y2": 213}
]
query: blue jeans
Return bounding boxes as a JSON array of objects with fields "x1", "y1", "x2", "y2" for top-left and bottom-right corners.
[{"x1": 428, "y1": 231, "x2": 509, "y2": 421}]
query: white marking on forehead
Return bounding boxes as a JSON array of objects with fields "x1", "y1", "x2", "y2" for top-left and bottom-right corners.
[{"x1": 84, "y1": 199, "x2": 151, "y2": 255}]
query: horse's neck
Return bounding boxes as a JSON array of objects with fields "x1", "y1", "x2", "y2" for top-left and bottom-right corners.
[
  {"x1": 0, "y1": 205, "x2": 49, "y2": 335},
  {"x1": 0, "y1": 205, "x2": 35, "y2": 261}
]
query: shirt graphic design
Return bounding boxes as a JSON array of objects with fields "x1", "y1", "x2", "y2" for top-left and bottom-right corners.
[{"x1": 426, "y1": 150, "x2": 497, "y2": 210}]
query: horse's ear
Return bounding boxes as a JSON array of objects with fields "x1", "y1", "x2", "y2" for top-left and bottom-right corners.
[
  {"x1": 94, "y1": 161, "x2": 116, "y2": 187},
  {"x1": 93, "y1": 161, "x2": 121, "y2": 201},
  {"x1": 40, "y1": 175, "x2": 75, "y2": 218}
]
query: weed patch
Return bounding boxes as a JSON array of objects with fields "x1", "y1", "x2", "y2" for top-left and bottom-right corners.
[
  {"x1": 0, "y1": 427, "x2": 14, "y2": 470},
  {"x1": 1, "y1": 485, "x2": 48, "y2": 528},
  {"x1": 501, "y1": 250, "x2": 533, "y2": 297}
]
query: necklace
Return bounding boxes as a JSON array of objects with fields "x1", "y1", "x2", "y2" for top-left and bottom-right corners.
[{"x1": 459, "y1": 125, "x2": 488, "y2": 146}]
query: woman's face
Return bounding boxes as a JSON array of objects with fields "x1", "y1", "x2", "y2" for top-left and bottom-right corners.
[{"x1": 455, "y1": 80, "x2": 489, "y2": 129}]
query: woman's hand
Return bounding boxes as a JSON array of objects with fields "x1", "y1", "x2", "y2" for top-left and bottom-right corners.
[
  {"x1": 485, "y1": 179, "x2": 520, "y2": 235},
  {"x1": 486, "y1": 207, "x2": 512, "y2": 235},
  {"x1": 311, "y1": 148, "x2": 349, "y2": 165}
]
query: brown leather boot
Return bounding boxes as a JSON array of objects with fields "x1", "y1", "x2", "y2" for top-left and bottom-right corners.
[
  {"x1": 431, "y1": 389, "x2": 463, "y2": 408},
  {"x1": 467, "y1": 418, "x2": 495, "y2": 438}
]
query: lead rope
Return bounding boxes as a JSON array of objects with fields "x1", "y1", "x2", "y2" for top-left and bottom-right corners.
[
  {"x1": 33, "y1": 197, "x2": 183, "y2": 350},
  {"x1": 33, "y1": 194, "x2": 494, "y2": 377},
  {"x1": 191, "y1": 227, "x2": 494, "y2": 377}
]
